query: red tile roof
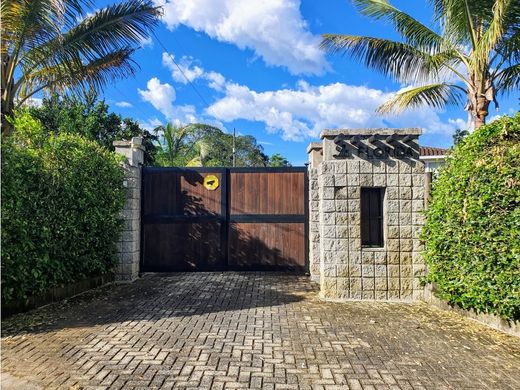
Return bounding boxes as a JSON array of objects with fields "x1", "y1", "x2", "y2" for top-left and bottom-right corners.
[{"x1": 420, "y1": 146, "x2": 448, "y2": 156}]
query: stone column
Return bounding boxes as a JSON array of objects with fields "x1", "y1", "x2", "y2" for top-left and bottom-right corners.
[
  {"x1": 113, "y1": 137, "x2": 144, "y2": 281},
  {"x1": 317, "y1": 128, "x2": 427, "y2": 301},
  {"x1": 307, "y1": 142, "x2": 323, "y2": 281}
]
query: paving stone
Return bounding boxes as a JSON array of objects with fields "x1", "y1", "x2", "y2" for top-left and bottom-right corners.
[{"x1": 2, "y1": 273, "x2": 520, "y2": 390}]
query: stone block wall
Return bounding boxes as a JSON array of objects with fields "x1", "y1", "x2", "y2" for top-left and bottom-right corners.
[
  {"x1": 310, "y1": 129, "x2": 427, "y2": 301},
  {"x1": 308, "y1": 167, "x2": 320, "y2": 280},
  {"x1": 307, "y1": 143, "x2": 323, "y2": 281},
  {"x1": 114, "y1": 137, "x2": 144, "y2": 281}
]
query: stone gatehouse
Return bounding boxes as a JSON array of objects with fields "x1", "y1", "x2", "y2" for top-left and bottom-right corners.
[
  {"x1": 113, "y1": 129, "x2": 428, "y2": 302},
  {"x1": 308, "y1": 128, "x2": 427, "y2": 301}
]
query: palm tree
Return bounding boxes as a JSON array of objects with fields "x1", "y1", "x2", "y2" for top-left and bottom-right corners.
[
  {"x1": 321, "y1": 0, "x2": 519, "y2": 128},
  {"x1": 1, "y1": 0, "x2": 161, "y2": 135},
  {"x1": 154, "y1": 123, "x2": 191, "y2": 166},
  {"x1": 154, "y1": 123, "x2": 222, "y2": 167}
]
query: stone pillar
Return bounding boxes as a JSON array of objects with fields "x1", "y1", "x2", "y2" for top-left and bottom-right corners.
[
  {"x1": 113, "y1": 137, "x2": 144, "y2": 281},
  {"x1": 307, "y1": 142, "x2": 323, "y2": 281},
  {"x1": 317, "y1": 128, "x2": 427, "y2": 301}
]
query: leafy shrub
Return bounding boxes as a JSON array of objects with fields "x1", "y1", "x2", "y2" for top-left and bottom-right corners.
[
  {"x1": 422, "y1": 113, "x2": 520, "y2": 321},
  {"x1": 29, "y1": 92, "x2": 158, "y2": 165},
  {"x1": 1, "y1": 112, "x2": 126, "y2": 305}
]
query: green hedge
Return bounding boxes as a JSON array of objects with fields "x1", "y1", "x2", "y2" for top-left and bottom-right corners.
[
  {"x1": 1, "y1": 112, "x2": 126, "y2": 305},
  {"x1": 422, "y1": 113, "x2": 520, "y2": 321}
]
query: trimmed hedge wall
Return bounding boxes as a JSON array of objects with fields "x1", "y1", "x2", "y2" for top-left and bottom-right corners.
[
  {"x1": 1, "y1": 113, "x2": 126, "y2": 306},
  {"x1": 422, "y1": 113, "x2": 520, "y2": 321}
]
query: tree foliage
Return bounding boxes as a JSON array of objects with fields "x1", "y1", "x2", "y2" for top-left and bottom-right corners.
[
  {"x1": 422, "y1": 112, "x2": 520, "y2": 320},
  {"x1": 154, "y1": 122, "x2": 222, "y2": 167},
  {"x1": 452, "y1": 128, "x2": 470, "y2": 145},
  {"x1": 154, "y1": 122, "x2": 290, "y2": 167},
  {"x1": 322, "y1": 0, "x2": 520, "y2": 128},
  {"x1": 268, "y1": 153, "x2": 292, "y2": 167},
  {"x1": 1, "y1": 112, "x2": 126, "y2": 305},
  {"x1": 29, "y1": 92, "x2": 158, "y2": 165},
  {"x1": 1, "y1": 0, "x2": 161, "y2": 134}
]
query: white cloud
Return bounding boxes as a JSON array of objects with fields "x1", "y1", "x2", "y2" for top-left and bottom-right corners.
[
  {"x1": 138, "y1": 77, "x2": 176, "y2": 118},
  {"x1": 169, "y1": 105, "x2": 199, "y2": 125},
  {"x1": 139, "y1": 36, "x2": 154, "y2": 48},
  {"x1": 142, "y1": 57, "x2": 466, "y2": 142},
  {"x1": 162, "y1": 52, "x2": 204, "y2": 84},
  {"x1": 156, "y1": 0, "x2": 328, "y2": 75},
  {"x1": 139, "y1": 117, "x2": 163, "y2": 132},
  {"x1": 115, "y1": 101, "x2": 133, "y2": 108},
  {"x1": 161, "y1": 51, "x2": 227, "y2": 91},
  {"x1": 207, "y1": 80, "x2": 466, "y2": 141},
  {"x1": 138, "y1": 77, "x2": 206, "y2": 124},
  {"x1": 206, "y1": 71, "x2": 226, "y2": 91}
]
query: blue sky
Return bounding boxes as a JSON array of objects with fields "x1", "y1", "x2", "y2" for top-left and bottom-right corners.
[{"x1": 98, "y1": 0, "x2": 519, "y2": 165}]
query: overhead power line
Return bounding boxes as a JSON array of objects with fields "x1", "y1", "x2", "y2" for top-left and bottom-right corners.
[{"x1": 151, "y1": 31, "x2": 211, "y2": 108}]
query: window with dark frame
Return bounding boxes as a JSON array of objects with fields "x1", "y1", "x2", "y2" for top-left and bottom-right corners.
[{"x1": 361, "y1": 187, "x2": 384, "y2": 247}]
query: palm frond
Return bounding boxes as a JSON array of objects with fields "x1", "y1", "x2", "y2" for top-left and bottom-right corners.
[
  {"x1": 352, "y1": 0, "x2": 447, "y2": 52},
  {"x1": 321, "y1": 34, "x2": 461, "y2": 84},
  {"x1": 16, "y1": 48, "x2": 136, "y2": 106},
  {"x1": 496, "y1": 26, "x2": 520, "y2": 65},
  {"x1": 2, "y1": 0, "x2": 64, "y2": 84},
  {"x1": 473, "y1": 0, "x2": 512, "y2": 67},
  {"x1": 428, "y1": 0, "x2": 494, "y2": 45},
  {"x1": 186, "y1": 156, "x2": 203, "y2": 167},
  {"x1": 22, "y1": 0, "x2": 160, "y2": 72},
  {"x1": 377, "y1": 83, "x2": 466, "y2": 114},
  {"x1": 2, "y1": 0, "x2": 62, "y2": 48},
  {"x1": 495, "y1": 64, "x2": 520, "y2": 92},
  {"x1": 64, "y1": 0, "x2": 160, "y2": 57}
]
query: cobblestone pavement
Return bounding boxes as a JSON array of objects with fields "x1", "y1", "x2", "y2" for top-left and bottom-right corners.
[{"x1": 2, "y1": 273, "x2": 520, "y2": 390}]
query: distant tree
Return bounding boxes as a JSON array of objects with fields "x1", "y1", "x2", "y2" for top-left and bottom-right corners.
[
  {"x1": 153, "y1": 123, "x2": 282, "y2": 167},
  {"x1": 29, "y1": 92, "x2": 158, "y2": 165},
  {"x1": 232, "y1": 135, "x2": 270, "y2": 167},
  {"x1": 153, "y1": 123, "x2": 222, "y2": 166},
  {"x1": 322, "y1": 0, "x2": 520, "y2": 129},
  {"x1": 453, "y1": 128, "x2": 470, "y2": 145},
  {"x1": 1, "y1": 0, "x2": 161, "y2": 135},
  {"x1": 268, "y1": 153, "x2": 292, "y2": 167},
  {"x1": 196, "y1": 133, "x2": 269, "y2": 167}
]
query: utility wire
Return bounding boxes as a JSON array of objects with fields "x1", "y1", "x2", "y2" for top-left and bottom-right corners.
[{"x1": 151, "y1": 31, "x2": 211, "y2": 107}]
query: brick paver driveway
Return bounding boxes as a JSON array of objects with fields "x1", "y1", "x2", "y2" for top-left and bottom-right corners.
[{"x1": 2, "y1": 273, "x2": 520, "y2": 390}]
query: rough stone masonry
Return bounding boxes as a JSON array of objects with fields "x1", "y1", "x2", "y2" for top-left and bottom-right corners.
[
  {"x1": 308, "y1": 128, "x2": 427, "y2": 301},
  {"x1": 114, "y1": 137, "x2": 144, "y2": 281}
]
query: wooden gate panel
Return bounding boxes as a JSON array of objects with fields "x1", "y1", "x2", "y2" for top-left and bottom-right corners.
[
  {"x1": 142, "y1": 222, "x2": 222, "y2": 271},
  {"x1": 229, "y1": 172, "x2": 305, "y2": 215},
  {"x1": 142, "y1": 171, "x2": 179, "y2": 216},
  {"x1": 228, "y1": 222, "x2": 305, "y2": 268},
  {"x1": 141, "y1": 168, "x2": 226, "y2": 272},
  {"x1": 179, "y1": 171, "x2": 222, "y2": 215},
  {"x1": 227, "y1": 169, "x2": 307, "y2": 269},
  {"x1": 141, "y1": 167, "x2": 307, "y2": 272}
]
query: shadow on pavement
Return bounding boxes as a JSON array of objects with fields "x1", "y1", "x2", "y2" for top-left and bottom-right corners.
[{"x1": 1, "y1": 272, "x2": 313, "y2": 337}]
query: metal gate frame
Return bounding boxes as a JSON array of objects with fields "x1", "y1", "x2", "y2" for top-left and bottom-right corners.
[{"x1": 140, "y1": 166, "x2": 309, "y2": 272}]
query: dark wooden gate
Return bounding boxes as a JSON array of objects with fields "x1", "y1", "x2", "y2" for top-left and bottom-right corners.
[{"x1": 141, "y1": 167, "x2": 308, "y2": 272}]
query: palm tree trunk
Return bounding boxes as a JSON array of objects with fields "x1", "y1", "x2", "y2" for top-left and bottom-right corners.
[
  {"x1": 1, "y1": 54, "x2": 14, "y2": 136},
  {"x1": 474, "y1": 95, "x2": 490, "y2": 129}
]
